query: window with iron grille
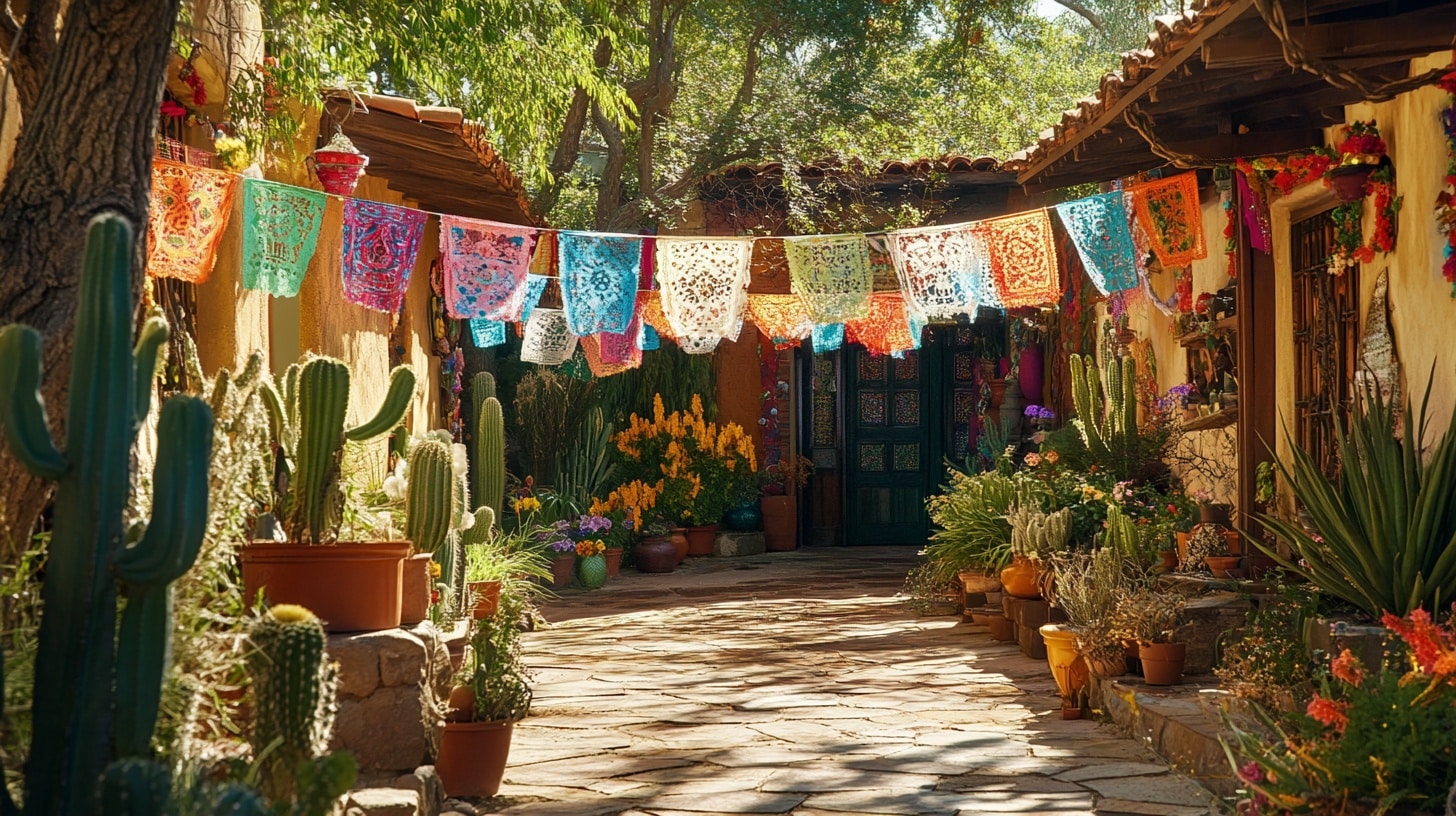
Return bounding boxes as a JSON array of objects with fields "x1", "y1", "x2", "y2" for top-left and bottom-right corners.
[{"x1": 1290, "y1": 209, "x2": 1359, "y2": 478}]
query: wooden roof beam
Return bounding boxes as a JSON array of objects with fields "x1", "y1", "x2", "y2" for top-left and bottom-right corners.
[{"x1": 1202, "y1": 6, "x2": 1456, "y2": 69}]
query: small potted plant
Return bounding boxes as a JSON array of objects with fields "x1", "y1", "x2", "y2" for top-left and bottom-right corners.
[
  {"x1": 1001, "y1": 506, "x2": 1070, "y2": 599},
  {"x1": 244, "y1": 356, "x2": 417, "y2": 632},
  {"x1": 1112, "y1": 589, "x2": 1187, "y2": 685},
  {"x1": 461, "y1": 520, "x2": 550, "y2": 620},
  {"x1": 437, "y1": 594, "x2": 533, "y2": 797},
  {"x1": 760, "y1": 454, "x2": 814, "y2": 551}
]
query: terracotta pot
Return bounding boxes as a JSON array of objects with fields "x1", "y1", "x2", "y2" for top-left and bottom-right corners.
[
  {"x1": 1199, "y1": 502, "x2": 1232, "y2": 527},
  {"x1": 1327, "y1": 162, "x2": 1376, "y2": 202},
  {"x1": 1085, "y1": 651, "x2": 1128, "y2": 679},
  {"x1": 1139, "y1": 641, "x2": 1186, "y2": 686},
  {"x1": 634, "y1": 536, "x2": 678, "y2": 573},
  {"x1": 958, "y1": 569, "x2": 1002, "y2": 596},
  {"x1": 987, "y1": 615, "x2": 1016, "y2": 641},
  {"x1": 1204, "y1": 555, "x2": 1242, "y2": 579},
  {"x1": 684, "y1": 525, "x2": 717, "y2": 557},
  {"x1": 401, "y1": 552, "x2": 434, "y2": 626},
  {"x1": 1061, "y1": 704, "x2": 1084, "y2": 720},
  {"x1": 468, "y1": 580, "x2": 500, "y2": 619},
  {"x1": 669, "y1": 529, "x2": 689, "y2": 563},
  {"x1": 761, "y1": 495, "x2": 798, "y2": 551},
  {"x1": 999, "y1": 554, "x2": 1042, "y2": 599},
  {"x1": 1040, "y1": 624, "x2": 1090, "y2": 707},
  {"x1": 550, "y1": 554, "x2": 575, "y2": 588},
  {"x1": 604, "y1": 547, "x2": 623, "y2": 578},
  {"x1": 240, "y1": 541, "x2": 409, "y2": 632},
  {"x1": 1157, "y1": 550, "x2": 1178, "y2": 572},
  {"x1": 436, "y1": 720, "x2": 515, "y2": 798},
  {"x1": 446, "y1": 685, "x2": 475, "y2": 722}
]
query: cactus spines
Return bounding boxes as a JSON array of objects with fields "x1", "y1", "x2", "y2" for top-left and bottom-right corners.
[
  {"x1": 98, "y1": 759, "x2": 172, "y2": 816},
  {"x1": 272, "y1": 355, "x2": 416, "y2": 544},
  {"x1": 0, "y1": 213, "x2": 214, "y2": 815},
  {"x1": 461, "y1": 505, "x2": 495, "y2": 548},
  {"x1": 474, "y1": 396, "x2": 505, "y2": 529},
  {"x1": 1070, "y1": 353, "x2": 1141, "y2": 473},
  {"x1": 406, "y1": 439, "x2": 455, "y2": 580},
  {"x1": 246, "y1": 604, "x2": 336, "y2": 805}
]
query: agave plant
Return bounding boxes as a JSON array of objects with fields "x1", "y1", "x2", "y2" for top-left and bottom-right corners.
[{"x1": 1258, "y1": 373, "x2": 1456, "y2": 618}]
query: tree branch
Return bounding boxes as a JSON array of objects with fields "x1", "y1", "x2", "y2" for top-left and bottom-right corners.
[
  {"x1": 592, "y1": 98, "x2": 627, "y2": 230},
  {"x1": 1050, "y1": 0, "x2": 1105, "y2": 33},
  {"x1": 6, "y1": 0, "x2": 62, "y2": 115},
  {"x1": 531, "y1": 36, "x2": 613, "y2": 220}
]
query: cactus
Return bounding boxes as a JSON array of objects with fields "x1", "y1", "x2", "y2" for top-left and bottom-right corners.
[
  {"x1": 474, "y1": 395, "x2": 505, "y2": 530},
  {"x1": 261, "y1": 356, "x2": 416, "y2": 544},
  {"x1": 471, "y1": 370, "x2": 497, "y2": 410},
  {"x1": 1007, "y1": 506, "x2": 1071, "y2": 560},
  {"x1": 246, "y1": 604, "x2": 337, "y2": 805},
  {"x1": 1070, "y1": 354, "x2": 1141, "y2": 470},
  {"x1": 0, "y1": 214, "x2": 214, "y2": 815},
  {"x1": 406, "y1": 439, "x2": 456, "y2": 588},
  {"x1": 98, "y1": 759, "x2": 172, "y2": 816}
]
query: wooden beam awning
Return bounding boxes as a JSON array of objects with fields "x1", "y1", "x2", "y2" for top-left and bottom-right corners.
[{"x1": 1014, "y1": 0, "x2": 1456, "y2": 188}]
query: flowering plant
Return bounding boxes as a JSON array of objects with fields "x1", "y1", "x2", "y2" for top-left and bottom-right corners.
[
  {"x1": 1326, "y1": 121, "x2": 1400, "y2": 272},
  {"x1": 1157, "y1": 383, "x2": 1196, "y2": 411},
  {"x1": 1436, "y1": 72, "x2": 1456, "y2": 294},
  {"x1": 614, "y1": 394, "x2": 757, "y2": 525},
  {"x1": 1226, "y1": 608, "x2": 1456, "y2": 815},
  {"x1": 1023, "y1": 404, "x2": 1056, "y2": 421},
  {"x1": 537, "y1": 514, "x2": 613, "y2": 556},
  {"x1": 592, "y1": 480, "x2": 660, "y2": 533},
  {"x1": 1335, "y1": 121, "x2": 1386, "y2": 161},
  {"x1": 574, "y1": 539, "x2": 606, "y2": 558}
]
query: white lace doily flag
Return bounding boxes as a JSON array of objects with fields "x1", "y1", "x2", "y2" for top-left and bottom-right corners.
[
  {"x1": 520, "y1": 308, "x2": 579, "y2": 364},
  {"x1": 656, "y1": 237, "x2": 754, "y2": 348},
  {"x1": 784, "y1": 234, "x2": 873, "y2": 323},
  {"x1": 886, "y1": 224, "x2": 979, "y2": 321}
]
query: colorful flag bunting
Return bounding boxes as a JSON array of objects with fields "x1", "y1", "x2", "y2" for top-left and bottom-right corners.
[
  {"x1": 1054, "y1": 192, "x2": 1140, "y2": 295},
  {"x1": 147, "y1": 159, "x2": 239, "y2": 283},
  {"x1": 339, "y1": 199, "x2": 427, "y2": 313},
  {"x1": 558, "y1": 231, "x2": 642, "y2": 335},
  {"x1": 440, "y1": 216, "x2": 538, "y2": 320},
  {"x1": 240, "y1": 178, "x2": 326, "y2": 297}
]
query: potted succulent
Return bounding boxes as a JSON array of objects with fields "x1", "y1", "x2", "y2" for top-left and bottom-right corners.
[
  {"x1": 925, "y1": 471, "x2": 1018, "y2": 597},
  {"x1": 1112, "y1": 589, "x2": 1187, "y2": 685},
  {"x1": 245, "y1": 356, "x2": 416, "y2": 632},
  {"x1": 437, "y1": 594, "x2": 532, "y2": 797},
  {"x1": 1000, "y1": 506, "x2": 1070, "y2": 599}
]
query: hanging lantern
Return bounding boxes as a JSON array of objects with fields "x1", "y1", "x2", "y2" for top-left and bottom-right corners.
[{"x1": 310, "y1": 130, "x2": 369, "y2": 196}]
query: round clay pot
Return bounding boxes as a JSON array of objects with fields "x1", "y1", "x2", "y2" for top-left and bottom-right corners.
[
  {"x1": 669, "y1": 529, "x2": 689, "y2": 563},
  {"x1": 550, "y1": 554, "x2": 575, "y2": 588},
  {"x1": 1204, "y1": 555, "x2": 1242, "y2": 579},
  {"x1": 436, "y1": 720, "x2": 515, "y2": 798},
  {"x1": 604, "y1": 547, "x2": 623, "y2": 578},
  {"x1": 240, "y1": 541, "x2": 409, "y2": 632},
  {"x1": 999, "y1": 554, "x2": 1042, "y2": 599},
  {"x1": 578, "y1": 554, "x2": 607, "y2": 589},
  {"x1": 761, "y1": 495, "x2": 798, "y2": 551},
  {"x1": 400, "y1": 552, "x2": 434, "y2": 626},
  {"x1": 1157, "y1": 550, "x2": 1178, "y2": 571},
  {"x1": 958, "y1": 569, "x2": 1002, "y2": 595},
  {"x1": 1085, "y1": 651, "x2": 1128, "y2": 679},
  {"x1": 635, "y1": 536, "x2": 678, "y2": 573},
  {"x1": 1139, "y1": 641, "x2": 1186, "y2": 686},
  {"x1": 1040, "y1": 624, "x2": 1090, "y2": 707},
  {"x1": 684, "y1": 525, "x2": 717, "y2": 557},
  {"x1": 468, "y1": 580, "x2": 500, "y2": 619},
  {"x1": 446, "y1": 685, "x2": 475, "y2": 722}
]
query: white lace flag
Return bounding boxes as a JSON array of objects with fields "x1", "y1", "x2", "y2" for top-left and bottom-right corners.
[
  {"x1": 656, "y1": 237, "x2": 753, "y2": 348},
  {"x1": 520, "y1": 308, "x2": 579, "y2": 364},
  {"x1": 886, "y1": 224, "x2": 980, "y2": 321}
]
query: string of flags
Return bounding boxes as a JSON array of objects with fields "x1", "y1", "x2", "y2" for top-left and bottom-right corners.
[{"x1": 144, "y1": 157, "x2": 1208, "y2": 370}]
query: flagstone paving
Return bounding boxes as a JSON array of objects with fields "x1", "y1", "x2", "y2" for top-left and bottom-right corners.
[{"x1": 475, "y1": 547, "x2": 1220, "y2": 815}]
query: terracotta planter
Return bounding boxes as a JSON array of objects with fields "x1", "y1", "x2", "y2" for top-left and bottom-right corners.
[
  {"x1": 1040, "y1": 624, "x2": 1090, "y2": 708},
  {"x1": 987, "y1": 615, "x2": 1016, "y2": 642},
  {"x1": 604, "y1": 547, "x2": 623, "y2": 578},
  {"x1": 1198, "y1": 502, "x2": 1232, "y2": 527},
  {"x1": 634, "y1": 536, "x2": 678, "y2": 573},
  {"x1": 668, "y1": 529, "x2": 689, "y2": 563},
  {"x1": 435, "y1": 720, "x2": 515, "y2": 798},
  {"x1": 1084, "y1": 651, "x2": 1128, "y2": 679},
  {"x1": 1204, "y1": 555, "x2": 1242, "y2": 579},
  {"x1": 1327, "y1": 162, "x2": 1376, "y2": 202},
  {"x1": 684, "y1": 525, "x2": 717, "y2": 557},
  {"x1": 468, "y1": 580, "x2": 500, "y2": 619},
  {"x1": 401, "y1": 552, "x2": 434, "y2": 626},
  {"x1": 761, "y1": 495, "x2": 798, "y2": 551},
  {"x1": 988, "y1": 378, "x2": 1007, "y2": 409},
  {"x1": 999, "y1": 554, "x2": 1042, "y2": 599},
  {"x1": 958, "y1": 569, "x2": 1002, "y2": 595},
  {"x1": 1139, "y1": 641, "x2": 1186, "y2": 686},
  {"x1": 240, "y1": 541, "x2": 409, "y2": 633},
  {"x1": 550, "y1": 554, "x2": 575, "y2": 588}
]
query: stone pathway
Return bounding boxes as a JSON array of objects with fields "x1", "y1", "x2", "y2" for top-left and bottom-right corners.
[{"x1": 480, "y1": 547, "x2": 1219, "y2": 816}]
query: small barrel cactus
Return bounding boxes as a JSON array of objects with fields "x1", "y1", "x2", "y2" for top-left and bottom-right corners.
[
  {"x1": 407, "y1": 439, "x2": 457, "y2": 590},
  {"x1": 246, "y1": 604, "x2": 336, "y2": 804}
]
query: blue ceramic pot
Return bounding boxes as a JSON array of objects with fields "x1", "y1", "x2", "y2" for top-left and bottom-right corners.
[{"x1": 723, "y1": 499, "x2": 763, "y2": 532}]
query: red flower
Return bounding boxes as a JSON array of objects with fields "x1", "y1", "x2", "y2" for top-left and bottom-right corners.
[
  {"x1": 1441, "y1": 70, "x2": 1456, "y2": 95},
  {"x1": 1330, "y1": 648, "x2": 1365, "y2": 686},
  {"x1": 1306, "y1": 694, "x2": 1350, "y2": 733},
  {"x1": 159, "y1": 100, "x2": 187, "y2": 118}
]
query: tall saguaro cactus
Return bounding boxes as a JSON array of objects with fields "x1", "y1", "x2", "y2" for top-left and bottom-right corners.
[
  {"x1": 474, "y1": 392, "x2": 505, "y2": 530},
  {"x1": 0, "y1": 214, "x2": 214, "y2": 815}
]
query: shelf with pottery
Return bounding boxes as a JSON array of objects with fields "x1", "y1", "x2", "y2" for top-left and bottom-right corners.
[
  {"x1": 1177, "y1": 315, "x2": 1238, "y2": 349},
  {"x1": 1182, "y1": 407, "x2": 1237, "y2": 432}
]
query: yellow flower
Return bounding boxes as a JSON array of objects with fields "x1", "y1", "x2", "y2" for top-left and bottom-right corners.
[{"x1": 428, "y1": 560, "x2": 442, "y2": 579}]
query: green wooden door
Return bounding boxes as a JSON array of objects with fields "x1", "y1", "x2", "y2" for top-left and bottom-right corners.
[{"x1": 843, "y1": 346, "x2": 939, "y2": 545}]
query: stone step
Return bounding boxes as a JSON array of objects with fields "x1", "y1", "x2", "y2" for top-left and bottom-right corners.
[{"x1": 1092, "y1": 675, "x2": 1239, "y2": 797}]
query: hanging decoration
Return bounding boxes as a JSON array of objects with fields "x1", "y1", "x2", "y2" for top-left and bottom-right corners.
[
  {"x1": 965, "y1": 228, "x2": 1001, "y2": 311},
  {"x1": 812, "y1": 323, "x2": 844, "y2": 352},
  {"x1": 428, "y1": 259, "x2": 466, "y2": 439},
  {"x1": 747, "y1": 294, "x2": 814, "y2": 349},
  {"x1": 1326, "y1": 122, "x2": 1400, "y2": 273},
  {"x1": 1235, "y1": 152, "x2": 1334, "y2": 196},
  {"x1": 845, "y1": 293, "x2": 923, "y2": 357},
  {"x1": 639, "y1": 292, "x2": 677, "y2": 344},
  {"x1": 885, "y1": 224, "x2": 980, "y2": 320},
  {"x1": 784, "y1": 234, "x2": 874, "y2": 322},
  {"x1": 518, "y1": 274, "x2": 551, "y2": 325},
  {"x1": 597, "y1": 304, "x2": 644, "y2": 368},
  {"x1": 310, "y1": 130, "x2": 369, "y2": 197},
  {"x1": 1130, "y1": 171, "x2": 1208, "y2": 269},
  {"x1": 581, "y1": 335, "x2": 639, "y2": 378},
  {"x1": 440, "y1": 216, "x2": 538, "y2": 320},
  {"x1": 520, "y1": 308, "x2": 578, "y2": 364},
  {"x1": 1438, "y1": 70, "x2": 1456, "y2": 294},
  {"x1": 146, "y1": 159, "x2": 239, "y2": 283},
  {"x1": 656, "y1": 237, "x2": 754, "y2": 343},
  {"x1": 240, "y1": 178, "x2": 326, "y2": 297},
  {"x1": 339, "y1": 198, "x2": 427, "y2": 313},
  {"x1": 1236, "y1": 170, "x2": 1272, "y2": 254},
  {"x1": 640, "y1": 324, "x2": 661, "y2": 351},
  {"x1": 977, "y1": 210, "x2": 1061, "y2": 308},
  {"x1": 1053, "y1": 192, "x2": 1139, "y2": 295},
  {"x1": 469, "y1": 319, "x2": 508, "y2": 348},
  {"x1": 557, "y1": 231, "x2": 642, "y2": 335}
]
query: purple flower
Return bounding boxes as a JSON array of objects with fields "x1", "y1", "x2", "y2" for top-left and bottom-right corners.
[
  {"x1": 1024, "y1": 404, "x2": 1043, "y2": 418},
  {"x1": 1037, "y1": 407, "x2": 1056, "y2": 420}
]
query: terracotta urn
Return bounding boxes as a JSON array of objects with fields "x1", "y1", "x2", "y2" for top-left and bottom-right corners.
[
  {"x1": 634, "y1": 536, "x2": 677, "y2": 573},
  {"x1": 1040, "y1": 624, "x2": 1089, "y2": 717},
  {"x1": 1139, "y1": 641, "x2": 1186, "y2": 686}
]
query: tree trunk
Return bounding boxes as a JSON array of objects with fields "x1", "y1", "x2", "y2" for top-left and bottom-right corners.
[{"x1": 0, "y1": 0, "x2": 180, "y2": 556}]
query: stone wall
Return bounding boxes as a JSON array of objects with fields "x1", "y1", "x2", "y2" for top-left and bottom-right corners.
[{"x1": 329, "y1": 623, "x2": 459, "y2": 772}]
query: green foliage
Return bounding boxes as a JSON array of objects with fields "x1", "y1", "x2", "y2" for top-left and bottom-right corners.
[
  {"x1": 1259, "y1": 373, "x2": 1456, "y2": 618},
  {"x1": 901, "y1": 562, "x2": 962, "y2": 616},
  {"x1": 1215, "y1": 584, "x2": 1318, "y2": 713},
  {"x1": 924, "y1": 470, "x2": 1038, "y2": 571},
  {"x1": 1007, "y1": 505, "x2": 1071, "y2": 560},
  {"x1": 557, "y1": 407, "x2": 617, "y2": 509},
  {"x1": 0, "y1": 214, "x2": 214, "y2": 815},
  {"x1": 512, "y1": 369, "x2": 597, "y2": 487},
  {"x1": 262, "y1": 357, "x2": 415, "y2": 545},
  {"x1": 245, "y1": 605, "x2": 335, "y2": 806},
  {"x1": 406, "y1": 440, "x2": 455, "y2": 570},
  {"x1": 458, "y1": 594, "x2": 533, "y2": 723},
  {"x1": 1, "y1": 543, "x2": 42, "y2": 805},
  {"x1": 591, "y1": 350, "x2": 716, "y2": 428}
]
